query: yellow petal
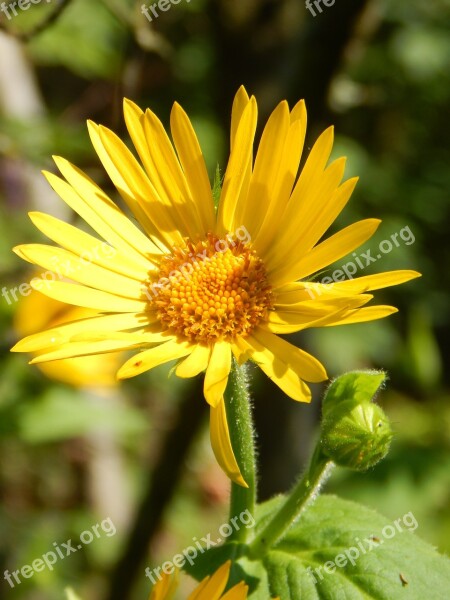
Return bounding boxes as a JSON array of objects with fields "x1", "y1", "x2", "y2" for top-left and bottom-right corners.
[
  {"x1": 289, "y1": 125, "x2": 335, "y2": 207},
  {"x1": 221, "y1": 582, "x2": 249, "y2": 600},
  {"x1": 188, "y1": 577, "x2": 210, "y2": 599},
  {"x1": 234, "y1": 329, "x2": 326, "y2": 402},
  {"x1": 30, "y1": 279, "x2": 147, "y2": 313},
  {"x1": 290, "y1": 97, "x2": 307, "y2": 125},
  {"x1": 123, "y1": 98, "x2": 177, "y2": 232},
  {"x1": 123, "y1": 98, "x2": 148, "y2": 161},
  {"x1": 323, "y1": 305, "x2": 399, "y2": 326},
  {"x1": 217, "y1": 97, "x2": 257, "y2": 234},
  {"x1": 28, "y1": 211, "x2": 155, "y2": 281},
  {"x1": 254, "y1": 116, "x2": 307, "y2": 256},
  {"x1": 204, "y1": 341, "x2": 232, "y2": 407},
  {"x1": 261, "y1": 311, "x2": 338, "y2": 335},
  {"x1": 264, "y1": 297, "x2": 372, "y2": 334},
  {"x1": 232, "y1": 336, "x2": 312, "y2": 402},
  {"x1": 53, "y1": 154, "x2": 165, "y2": 256},
  {"x1": 228, "y1": 86, "x2": 253, "y2": 230},
  {"x1": 149, "y1": 569, "x2": 179, "y2": 600},
  {"x1": 50, "y1": 157, "x2": 162, "y2": 260},
  {"x1": 276, "y1": 271, "x2": 421, "y2": 306},
  {"x1": 30, "y1": 339, "x2": 146, "y2": 364},
  {"x1": 230, "y1": 339, "x2": 253, "y2": 366},
  {"x1": 265, "y1": 157, "x2": 348, "y2": 280},
  {"x1": 230, "y1": 86, "x2": 250, "y2": 147},
  {"x1": 190, "y1": 560, "x2": 230, "y2": 600},
  {"x1": 301, "y1": 176, "x2": 359, "y2": 253},
  {"x1": 274, "y1": 291, "x2": 373, "y2": 311},
  {"x1": 210, "y1": 400, "x2": 248, "y2": 489},
  {"x1": 124, "y1": 97, "x2": 201, "y2": 243},
  {"x1": 233, "y1": 101, "x2": 290, "y2": 236},
  {"x1": 38, "y1": 355, "x2": 121, "y2": 388},
  {"x1": 14, "y1": 244, "x2": 145, "y2": 300},
  {"x1": 283, "y1": 218, "x2": 381, "y2": 282},
  {"x1": 170, "y1": 102, "x2": 216, "y2": 232},
  {"x1": 273, "y1": 281, "x2": 367, "y2": 307},
  {"x1": 12, "y1": 312, "x2": 155, "y2": 353},
  {"x1": 123, "y1": 98, "x2": 159, "y2": 184},
  {"x1": 142, "y1": 108, "x2": 205, "y2": 239},
  {"x1": 175, "y1": 344, "x2": 211, "y2": 377},
  {"x1": 87, "y1": 121, "x2": 181, "y2": 250},
  {"x1": 332, "y1": 270, "x2": 422, "y2": 293},
  {"x1": 70, "y1": 329, "x2": 174, "y2": 345},
  {"x1": 14, "y1": 286, "x2": 92, "y2": 337},
  {"x1": 252, "y1": 328, "x2": 327, "y2": 383},
  {"x1": 117, "y1": 339, "x2": 191, "y2": 379}
]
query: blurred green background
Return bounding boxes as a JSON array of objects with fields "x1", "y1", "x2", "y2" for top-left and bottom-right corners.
[{"x1": 0, "y1": 0, "x2": 449, "y2": 598}]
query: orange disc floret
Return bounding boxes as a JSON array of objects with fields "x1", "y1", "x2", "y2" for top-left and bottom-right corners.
[{"x1": 152, "y1": 233, "x2": 273, "y2": 343}]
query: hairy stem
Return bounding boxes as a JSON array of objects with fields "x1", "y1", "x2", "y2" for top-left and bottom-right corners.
[
  {"x1": 250, "y1": 446, "x2": 334, "y2": 557},
  {"x1": 226, "y1": 359, "x2": 257, "y2": 543}
]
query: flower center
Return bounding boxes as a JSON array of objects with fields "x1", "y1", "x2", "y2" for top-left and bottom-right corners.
[{"x1": 150, "y1": 234, "x2": 273, "y2": 343}]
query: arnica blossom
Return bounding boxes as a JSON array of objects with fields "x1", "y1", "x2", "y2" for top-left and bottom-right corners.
[
  {"x1": 11, "y1": 86, "x2": 420, "y2": 486},
  {"x1": 149, "y1": 561, "x2": 248, "y2": 600}
]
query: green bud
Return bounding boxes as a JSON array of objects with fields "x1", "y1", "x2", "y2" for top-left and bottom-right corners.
[{"x1": 319, "y1": 371, "x2": 393, "y2": 470}]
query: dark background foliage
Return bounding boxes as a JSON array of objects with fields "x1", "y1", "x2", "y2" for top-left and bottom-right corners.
[{"x1": 0, "y1": 0, "x2": 449, "y2": 598}]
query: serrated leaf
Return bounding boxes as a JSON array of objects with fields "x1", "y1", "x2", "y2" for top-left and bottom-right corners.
[{"x1": 186, "y1": 495, "x2": 450, "y2": 599}]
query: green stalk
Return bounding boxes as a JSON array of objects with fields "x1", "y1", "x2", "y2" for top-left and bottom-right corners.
[
  {"x1": 249, "y1": 445, "x2": 334, "y2": 557},
  {"x1": 225, "y1": 359, "x2": 257, "y2": 543}
]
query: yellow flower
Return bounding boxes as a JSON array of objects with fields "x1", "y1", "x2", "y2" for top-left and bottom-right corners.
[
  {"x1": 14, "y1": 281, "x2": 123, "y2": 388},
  {"x1": 11, "y1": 86, "x2": 420, "y2": 486},
  {"x1": 149, "y1": 561, "x2": 248, "y2": 600}
]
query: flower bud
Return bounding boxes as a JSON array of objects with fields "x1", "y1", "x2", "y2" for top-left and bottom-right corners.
[{"x1": 320, "y1": 372, "x2": 393, "y2": 470}]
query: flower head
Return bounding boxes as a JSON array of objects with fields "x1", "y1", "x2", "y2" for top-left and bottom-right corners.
[{"x1": 12, "y1": 86, "x2": 420, "y2": 485}]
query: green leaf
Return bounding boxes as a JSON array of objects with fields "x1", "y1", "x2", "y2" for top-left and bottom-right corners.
[
  {"x1": 186, "y1": 495, "x2": 450, "y2": 599},
  {"x1": 322, "y1": 370, "x2": 386, "y2": 418}
]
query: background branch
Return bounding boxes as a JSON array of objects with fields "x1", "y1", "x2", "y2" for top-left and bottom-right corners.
[
  {"x1": 0, "y1": 0, "x2": 73, "y2": 42},
  {"x1": 104, "y1": 379, "x2": 208, "y2": 600}
]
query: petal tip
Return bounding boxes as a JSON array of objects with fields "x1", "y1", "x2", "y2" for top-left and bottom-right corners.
[
  {"x1": 10, "y1": 341, "x2": 23, "y2": 353},
  {"x1": 233, "y1": 474, "x2": 249, "y2": 488},
  {"x1": 116, "y1": 366, "x2": 129, "y2": 380}
]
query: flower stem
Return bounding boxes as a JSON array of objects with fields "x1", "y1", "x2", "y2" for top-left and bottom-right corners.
[
  {"x1": 249, "y1": 445, "x2": 334, "y2": 557},
  {"x1": 225, "y1": 359, "x2": 257, "y2": 543}
]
